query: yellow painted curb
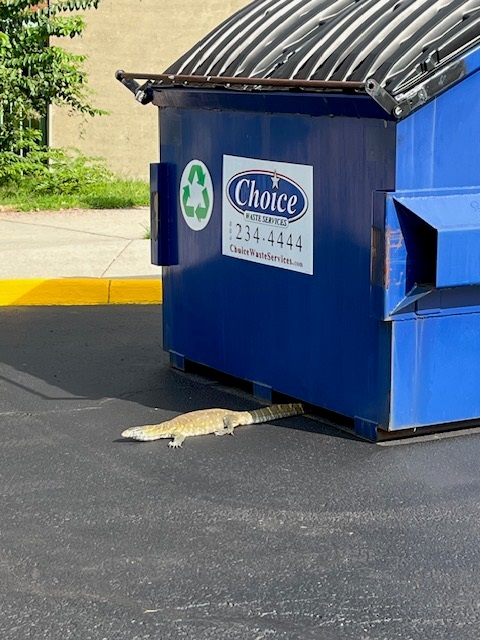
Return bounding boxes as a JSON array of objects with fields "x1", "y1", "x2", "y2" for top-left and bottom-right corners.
[{"x1": 0, "y1": 279, "x2": 162, "y2": 306}]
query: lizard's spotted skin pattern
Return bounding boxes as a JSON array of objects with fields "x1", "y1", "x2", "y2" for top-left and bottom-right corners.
[{"x1": 121, "y1": 403, "x2": 304, "y2": 448}]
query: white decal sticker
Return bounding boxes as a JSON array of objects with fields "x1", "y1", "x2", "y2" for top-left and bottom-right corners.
[{"x1": 222, "y1": 155, "x2": 313, "y2": 274}]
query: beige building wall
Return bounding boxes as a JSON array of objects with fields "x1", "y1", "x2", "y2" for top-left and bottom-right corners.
[{"x1": 50, "y1": 0, "x2": 250, "y2": 179}]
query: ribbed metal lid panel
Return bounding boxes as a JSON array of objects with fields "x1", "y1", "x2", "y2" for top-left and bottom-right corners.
[{"x1": 166, "y1": 0, "x2": 480, "y2": 95}]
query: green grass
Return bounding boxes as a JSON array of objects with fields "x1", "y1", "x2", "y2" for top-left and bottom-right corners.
[
  {"x1": 0, "y1": 177, "x2": 149, "y2": 212},
  {"x1": 140, "y1": 222, "x2": 151, "y2": 239}
]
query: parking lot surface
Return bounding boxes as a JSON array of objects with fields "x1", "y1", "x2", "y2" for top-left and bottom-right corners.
[{"x1": 1, "y1": 306, "x2": 480, "y2": 639}]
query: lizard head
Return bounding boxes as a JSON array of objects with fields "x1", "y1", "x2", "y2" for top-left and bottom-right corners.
[{"x1": 121, "y1": 425, "x2": 172, "y2": 441}]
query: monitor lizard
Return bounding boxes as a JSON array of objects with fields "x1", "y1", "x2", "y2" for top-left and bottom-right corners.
[{"x1": 121, "y1": 402, "x2": 304, "y2": 448}]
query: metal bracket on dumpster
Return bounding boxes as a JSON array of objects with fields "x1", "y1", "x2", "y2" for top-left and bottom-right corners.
[
  {"x1": 134, "y1": 81, "x2": 154, "y2": 105},
  {"x1": 365, "y1": 79, "x2": 399, "y2": 117},
  {"x1": 150, "y1": 163, "x2": 178, "y2": 266},
  {"x1": 366, "y1": 59, "x2": 466, "y2": 120},
  {"x1": 115, "y1": 69, "x2": 138, "y2": 94},
  {"x1": 115, "y1": 70, "x2": 154, "y2": 105}
]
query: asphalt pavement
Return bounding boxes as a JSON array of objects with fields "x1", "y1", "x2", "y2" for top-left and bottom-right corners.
[{"x1": 1, "y1": 305, "x2": 480, "y2": 639}]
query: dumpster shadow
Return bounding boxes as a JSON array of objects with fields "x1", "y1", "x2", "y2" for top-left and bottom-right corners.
[{"x1": 0, "y1": 305, "x2": 361, "y2": 442}]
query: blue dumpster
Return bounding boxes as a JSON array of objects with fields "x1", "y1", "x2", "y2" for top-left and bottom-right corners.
[{"x1": 117, "y1": 0, "x2": 480, "y2": 440}]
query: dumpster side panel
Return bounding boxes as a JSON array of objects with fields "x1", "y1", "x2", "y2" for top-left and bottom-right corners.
[
  {"x1": 390, "y1": 64, "x2": 480, "y2": 430},
  {"x1": 396, "y1": 68, "x2": 480, "y2": 191},
  {"x1": 391, "y1": 316, "x2": 480, "y2": 429},
  {"x1": 160, "y1": 105, "x2": 395, "y2": 426}
]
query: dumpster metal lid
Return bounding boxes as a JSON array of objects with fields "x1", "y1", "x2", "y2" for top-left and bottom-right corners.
[
  {"x1": 167, "y1": 0, "x2": 480, "y2": 97},
  {"x1": 117, "y1": 0, "x2": 480, "y2": 118}
]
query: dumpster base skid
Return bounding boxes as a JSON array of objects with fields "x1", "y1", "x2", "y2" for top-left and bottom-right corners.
[{"x1": 168, "y1": 353, "x2": 480, "y2": 443}]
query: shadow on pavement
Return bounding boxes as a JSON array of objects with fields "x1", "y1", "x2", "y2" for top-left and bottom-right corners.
[{"x1": 0, "y1": 305, "x2": 358, "y2": 441}]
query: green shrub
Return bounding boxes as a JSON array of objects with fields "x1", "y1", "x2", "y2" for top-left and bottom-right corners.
[
  {"x1": 0, "y1": 147, "x2": 113, "y2": 191},
  {"x1": 0, "y1": 149, "x2": 149, "y2": 211}
]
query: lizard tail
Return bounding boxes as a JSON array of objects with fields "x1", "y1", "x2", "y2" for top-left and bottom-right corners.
[{"x1": 247, "y1": 403, "x2": 304, "y2": 424}]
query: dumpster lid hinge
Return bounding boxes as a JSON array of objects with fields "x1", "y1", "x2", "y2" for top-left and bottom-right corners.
[
  {"x1": 366, "y1": 58, "x2": 467, "y2": 120},
  {"x1": 365, "y1": 79, "x2": 400, "y2": 117}
]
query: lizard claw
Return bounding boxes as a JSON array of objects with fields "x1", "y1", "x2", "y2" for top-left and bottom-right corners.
[{"x1": 168, "y1": 441, "x2": 182, "y2": 448}]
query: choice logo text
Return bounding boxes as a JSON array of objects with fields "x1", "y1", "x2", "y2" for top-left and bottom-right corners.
[{"x1": 226, "y1": 170, "x2": 308, "y2": 226}]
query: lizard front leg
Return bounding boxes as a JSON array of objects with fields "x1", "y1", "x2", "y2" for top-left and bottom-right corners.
[{"x1": 168, "y1": 434, "x2": 186, "y2": 448}]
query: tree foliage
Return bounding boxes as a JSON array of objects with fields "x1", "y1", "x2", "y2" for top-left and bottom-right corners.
[{"x1": 0, "y1": 0, "x2": 101, "y2": 173}]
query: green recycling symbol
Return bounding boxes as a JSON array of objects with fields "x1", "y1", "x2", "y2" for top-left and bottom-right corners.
[
  {"x1": 182, "y1": 164, "x2": 210, "y2": 219},
  {"x1": 180, "y1": 160, "x2": 214, "y2": 230}
]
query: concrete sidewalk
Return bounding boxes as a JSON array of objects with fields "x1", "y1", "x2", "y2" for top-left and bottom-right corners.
[{"x1": 0, "y1": 208, "x2": 162, "y2": 305}]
